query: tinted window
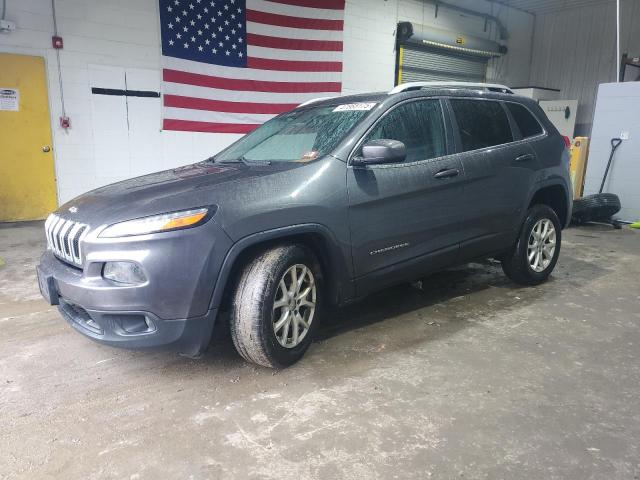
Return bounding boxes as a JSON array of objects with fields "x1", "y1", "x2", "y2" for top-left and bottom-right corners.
[
  {"x1": 450, "y1": 99, "x2": 513, "y2": 151},
  {"x1": 360, "y1": 100, "x2": 446, "y2": 162},
  {"x1": 506, "y1": 102, "x2": 543, "y2": 138}
]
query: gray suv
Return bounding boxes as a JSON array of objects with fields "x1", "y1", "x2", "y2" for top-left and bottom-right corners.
[{"x1": 37, "y1": 83, "x2": 572, "y2": 368}]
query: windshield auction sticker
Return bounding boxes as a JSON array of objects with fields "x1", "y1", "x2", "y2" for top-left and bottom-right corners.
[
  {"x1": 0, "y1": 88, "x2": 19, "y2": 111},
  {"x1": 333, "y1": 102, "x2": 376, "y2": 112}
]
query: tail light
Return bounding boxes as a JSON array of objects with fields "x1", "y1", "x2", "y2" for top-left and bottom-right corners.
[{"x1": 562, "y1": 136, "x2": 571, "y2": 149}]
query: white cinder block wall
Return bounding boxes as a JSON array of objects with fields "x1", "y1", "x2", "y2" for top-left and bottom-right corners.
[{"x1": 0, "y1": 0, "x2": 533, "y2": 205}]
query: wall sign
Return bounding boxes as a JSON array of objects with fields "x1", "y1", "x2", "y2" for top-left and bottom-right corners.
[{"x1": 0, "y1": 88, "x2": 19, "y2": 111}]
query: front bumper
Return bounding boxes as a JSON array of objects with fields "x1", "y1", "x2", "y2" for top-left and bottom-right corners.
[{"x1": 36, "y1": 221, "x2": 232, "y2": 357}]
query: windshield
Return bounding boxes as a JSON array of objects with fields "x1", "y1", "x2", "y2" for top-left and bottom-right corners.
[{"x1": 214, "y1": 103, "x2": 376, "y2": 163}]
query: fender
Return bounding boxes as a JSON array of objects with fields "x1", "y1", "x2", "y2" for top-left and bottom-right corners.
[
  {"x1": 525, "y1": 174, "x2": 573, "y2": 228},
  {"x1": 207, "y1": 223, "x2": 355, "y2": 313}
]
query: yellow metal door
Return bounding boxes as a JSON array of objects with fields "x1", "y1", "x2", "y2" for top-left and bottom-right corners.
[{"x1": 0, "y1": 53, "x2": 57, "y2": 221}]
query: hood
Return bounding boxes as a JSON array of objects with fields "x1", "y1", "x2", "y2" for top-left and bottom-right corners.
[{"x1": 57, "y1": 161, "x2": 303, "y2": 227}]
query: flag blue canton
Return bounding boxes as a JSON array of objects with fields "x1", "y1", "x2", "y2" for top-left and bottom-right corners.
[{"x1": 159, "y1": 0, "x2": 247, "y2": 67}]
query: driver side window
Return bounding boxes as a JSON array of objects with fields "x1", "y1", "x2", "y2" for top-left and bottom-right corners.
[{"x1": 360, "y1": 99, "x2": 446, "y2": 163}]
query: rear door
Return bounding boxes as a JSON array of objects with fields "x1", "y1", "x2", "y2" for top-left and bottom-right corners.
[
  {"x1": 448, "y1": 98, "x2": 540, "y2": 259},
  {"x1": 347, "y1": 98, "x2": 466, "y2": 293}
]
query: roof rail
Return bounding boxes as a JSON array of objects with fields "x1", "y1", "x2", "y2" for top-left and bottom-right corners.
[
  {"x1": 389, "y1": 81, "x2": 513, "y2": 95},
  {"x1": 297, "y1": 96, "x2": 339, "y2": 108}
]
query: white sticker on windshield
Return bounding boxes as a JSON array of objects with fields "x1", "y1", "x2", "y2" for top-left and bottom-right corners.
[{"x1": 333, "y1": 102, "x2": 376, "y2": 112}]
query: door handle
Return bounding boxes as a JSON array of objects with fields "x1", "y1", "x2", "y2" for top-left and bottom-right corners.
[
  {"x1": 515, "y1": 153, "x2": 534, "y2": 162},
  {"x1": 434, "y1": 168, "x2": 460, "y2": 179}
]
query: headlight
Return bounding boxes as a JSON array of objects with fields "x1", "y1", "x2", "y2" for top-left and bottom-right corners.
[{"x1": 99, "y1": 208, "x2": 210, "y2": 238}]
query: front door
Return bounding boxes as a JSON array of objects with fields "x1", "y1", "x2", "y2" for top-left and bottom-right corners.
[
  {"x1": 347, "y1": 99, "x2": 465, "y2": 294},
  {"x1": 0, "y1": 53, "x2": 57, "y2": 221}
]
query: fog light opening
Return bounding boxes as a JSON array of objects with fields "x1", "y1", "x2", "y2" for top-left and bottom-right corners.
[{"x1": 103, "y1": 261, "x2": 147, "y2": 285}]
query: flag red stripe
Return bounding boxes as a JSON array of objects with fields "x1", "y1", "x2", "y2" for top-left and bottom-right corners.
[
  {"x1": 247, "y1": 33, "x2": 342, "y2": 52},
  {"x1": 246, "y1": 9, "x2": 343, "y2": 31},
  {"x1": 246, "y1": 57, "x2": 342, "y2": 72},
  {"x1": 164, "y1": 94, "x2": 296, "y2": 114},
  {"x1": 163, "y1": 69, "x2": 341, "y2": 93},
  {"x1": 267, "y1": 0, "x2": 345, "y2": 9},
  {"x1": 163, "y1": 119, "x2": 259, "y2": 134}
]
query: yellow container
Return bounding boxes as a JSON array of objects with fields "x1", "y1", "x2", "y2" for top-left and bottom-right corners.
[{"x1": 569, "y1": 137, "x2": 590, "y2": 199}]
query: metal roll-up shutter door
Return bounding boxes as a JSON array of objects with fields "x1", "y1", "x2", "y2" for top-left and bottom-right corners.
[{"x1": 398, "y1": 45, "x2": 488, "y2": 84}]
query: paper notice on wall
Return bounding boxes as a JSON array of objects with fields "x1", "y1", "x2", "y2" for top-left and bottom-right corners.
[{"x1": 0, "y1": 88, "x2": 19, "y2": 111}]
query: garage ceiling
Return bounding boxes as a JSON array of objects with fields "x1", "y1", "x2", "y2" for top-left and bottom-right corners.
[{"x1": 492, "y1": 0, "x2": 614, "y2": 15}]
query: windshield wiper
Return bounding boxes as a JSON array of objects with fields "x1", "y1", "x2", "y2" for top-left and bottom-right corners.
[{"x1": 219, "y1": 156, "x2": 272, "y2": 165}]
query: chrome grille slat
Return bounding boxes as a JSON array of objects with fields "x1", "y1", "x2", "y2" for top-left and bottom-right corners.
[{"x1": 45, "y1": 214, "x2": 89, "y2": 267}]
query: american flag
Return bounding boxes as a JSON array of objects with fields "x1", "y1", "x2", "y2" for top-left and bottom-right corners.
[{"x1": 158, "y1": 0, "x2": 345, "y2": 133}]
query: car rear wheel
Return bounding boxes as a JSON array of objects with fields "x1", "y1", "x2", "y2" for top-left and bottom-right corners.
[
  {"x1": 501, "y1": 204, "x2": 562, "y2": 286},
  {"x1": 230, "y1": 244, "x2": 321, "y2": 368}
]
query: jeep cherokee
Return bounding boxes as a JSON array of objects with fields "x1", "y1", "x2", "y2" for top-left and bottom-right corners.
[{"x1": 37, "y1": 83, "x2": 572, "y2": 367}]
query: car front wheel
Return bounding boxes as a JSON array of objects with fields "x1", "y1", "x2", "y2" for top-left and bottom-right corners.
[
  {"x1": 230, "y1": 244, "x2": 321, "y2": 368},
  {"x1": 501, "y1": 204, "x2": 562, "y2": 286}
]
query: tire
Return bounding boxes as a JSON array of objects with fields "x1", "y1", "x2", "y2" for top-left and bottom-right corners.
[
  {"x1": 230, "y1": 244, "x2": 322, "y2": 368},
  {"x1": 501, "y1": 204, "x2": 562, "y2": 286},
  {"x1": 571, "y1": 193, "x2": 621, "y2": 224}
]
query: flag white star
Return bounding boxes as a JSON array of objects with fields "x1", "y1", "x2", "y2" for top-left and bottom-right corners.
[
  {"x1": 218, "y1": 26, "x2": 223, "y2": 31},
  {"x1": 183, "y1": 26, "x2": 188, "y2": 31},
  {"x1": 176, "y1": 32, "x2": 182, "y2": 38},
  {"x1": 225, "y1": 35, "x2": 229, "y2": 40},
  {"x1": 190, "y1": 20, "x2": 195, "y2": 25},
  {"x1": 224, "y1": 20, "x2": 229, "y2": 25},
  {"x1": 232, "y1": 43, "x2": 236, "y2": 49},
  {"x1": 168, "y1": 22, "x2": 173, "y2": 28},
  {"x1": 217, "y1": 10, "x2": 222, "y2": 16},
  {"x1": 225, "y1": 50, "x2": 230, "y2": 55},
  {"x1": 212, "y1": 48, "x2": 217, "y2": 53},
  {"x1": 174, "y1": 0, "x2": 179, "y2": 5},
  {"x1": 169, "y1": 39, "x2": 174, "y2": 45},
  {"x1": 224, "y1": 4, "x2": 228, "y2": 10},
  {"x1": 189, "y1": 3, "x2": 194, "y2": 9},
  {"x1": 231, "y1": 28, "x2": 235, "y2": 34},
  {"x1": 205, "y1": 39, "x2": 210, "y2": 44},
  {"x1": 197, "y1": 13, "x2": 202, "y2": 19},
  {"x1": 218, "y1": 41, "x2": 223, "y2": 47},
  {"x1": 175, "y1": 16, "x2": 180, "y2": 21},
  {"x1": 198, "y1": 45, "x2": 203, "y2": 51},
  {"x1": 238, "y1": 51, "x2": 243, "y2": 57},
  {"x1": 167, "y1": 6, "x2": 172, "y2": 12},
  {"x1": 197, "y1": 29, "x2": 202, "y2": 35},
  {"x1": 204, "y1": 23, "x2": 210, "y2": 29},
  {"x1": 191, "y1": 36, "x2": 196, "y2": 42},
  {"x1": 184, "y1": 42, "x2": 189, "y2": 48},
  {"x1": 182, "y1": 10, "x2": 187, "y2": 15},
  {"x1": 204, "y1": 7, "x2": 208, "y2": 13},
  {"x1": 238, "y1": 37, "x2": 243, "y2": 43}
]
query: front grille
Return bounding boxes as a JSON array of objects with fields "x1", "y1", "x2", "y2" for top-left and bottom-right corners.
[{"x1": 44, "y1": 214, "x2": 89, "y2": 267}]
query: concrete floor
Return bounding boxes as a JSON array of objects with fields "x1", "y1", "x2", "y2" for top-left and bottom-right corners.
[{"x1": 1, "y1": 223, "x2": 639, "y2": 479}]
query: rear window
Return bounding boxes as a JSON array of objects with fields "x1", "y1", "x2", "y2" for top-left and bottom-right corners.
[
  {"x1": 506, "y1": 102, "x2": 543, "y2": 138},
  {"x1": 450, "y1": 99, "x2": 513, "y2": 151}
]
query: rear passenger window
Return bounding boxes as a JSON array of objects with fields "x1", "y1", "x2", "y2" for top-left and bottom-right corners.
[
  {"x1": 450, "y1": 99, "x2": 513, "y2": 151},
  {"x1": 506, "y1": 102, "x2": 543, "y2": 138},
  {"x1": 361, "y1": 100, "x2": 446, "y2": 163}
]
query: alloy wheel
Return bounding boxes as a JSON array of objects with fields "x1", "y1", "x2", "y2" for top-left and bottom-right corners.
[
  {"x1": 527, "y1": 218, "x2": 556, "y2": 272},
  {"x1": 272, "y1": 264, "x2": 316, "y2": 348}
]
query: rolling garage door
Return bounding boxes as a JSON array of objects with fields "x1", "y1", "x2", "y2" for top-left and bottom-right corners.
[
  {"x1": 394, "y1": 23, "x2": 506, "y2": 86},
  {"x1": 397, "y1": 45, "x2": 488, "y2": 84}
]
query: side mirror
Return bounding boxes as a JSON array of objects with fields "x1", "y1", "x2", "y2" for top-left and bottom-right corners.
[{"x1": 352, "y1": 139, "x2": 406, "y2": 166}]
